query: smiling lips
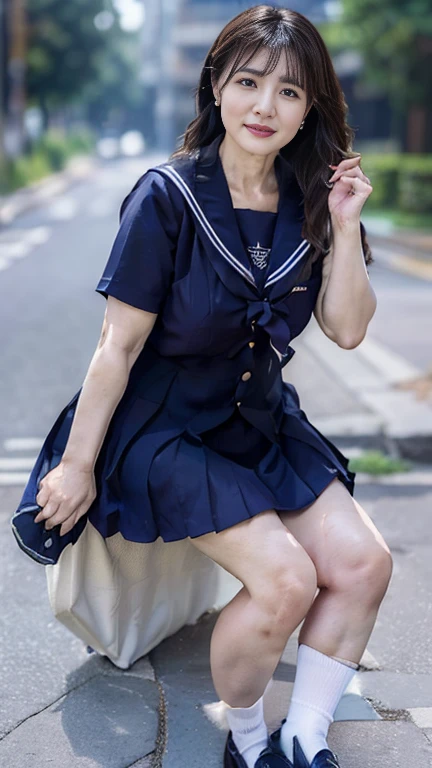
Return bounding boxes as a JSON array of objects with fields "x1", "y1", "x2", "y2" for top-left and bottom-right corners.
[{"x1": 245, "y1": 124, "x2": 276, "y2": 137}]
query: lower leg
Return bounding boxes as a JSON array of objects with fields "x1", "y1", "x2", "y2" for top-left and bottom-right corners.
[
  {"x1": 211, "y1": 583, "x2": 314, "y2": 707},
  {"x1": 213, "y1": 583, "x2": 315, "y2": 768},
  {"x1": 297, "y1": 584, "x2": 383, "y2": 662},
  {"x1": 280, "y1": 583, "x2": 389, "y2": 763}
]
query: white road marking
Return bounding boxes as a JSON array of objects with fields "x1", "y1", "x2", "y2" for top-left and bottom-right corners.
[
  {"x1": 46, "y1": 196, "x2": 79, "y2": 220},
  {"x1": 0, "y1": 242, "x2": 32, "y2": 258},
  {"x1": 358, "y1": 336, "x2": 423, "y2": 384},
  {"x1": 0, "y1": 457, "x2": 37, "y2": 470},
  {"x1": 0, "y1": 226, "x2": 51, "y2": 245},
  {"x1": 304, "y1": 322, "x2": 432, "y2": 439},
  {"x1": 87, "y1": 199, "x2": 116, "y2": 217},
  {"x1": 22, "y1": 226, "x2": 51, "y2": 245},
  {"x1": 4, "y1": 438, "x2": 44, "y2": 451},
  {"x1": 0, "y1": 225, "x2": 53, "y2": 272},
  {"x1": 0, "y1": 472, "x2": 31, "y2": 486}
]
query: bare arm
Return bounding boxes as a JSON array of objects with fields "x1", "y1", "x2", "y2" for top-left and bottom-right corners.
[
  {"x1": 313, "y1": 227, "x2": 376, "y2": 349},
  {"x1": 62, "y1": 296, "x2": 158, "y2": 471}
]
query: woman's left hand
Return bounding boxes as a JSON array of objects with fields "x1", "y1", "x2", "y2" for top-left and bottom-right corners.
[{"x1": 326, "y1": 155, "x2": 373, "y2": 230}]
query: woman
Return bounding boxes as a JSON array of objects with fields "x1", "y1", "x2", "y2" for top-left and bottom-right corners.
[{"x1": 11, "y1": 5, "x2": 393, "y2": 768}]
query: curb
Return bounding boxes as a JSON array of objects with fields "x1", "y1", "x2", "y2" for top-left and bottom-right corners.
[
  {"x1": 301, "y1": 325, "x2": 432, "y2": 464},
  {"x1": 0, "y1": 155, "x2": 100, "y2": 227}
]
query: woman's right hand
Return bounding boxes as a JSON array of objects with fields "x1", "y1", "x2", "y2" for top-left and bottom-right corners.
[{"x1": 34, "y1": 460, "x2": 97, "y2": 537}]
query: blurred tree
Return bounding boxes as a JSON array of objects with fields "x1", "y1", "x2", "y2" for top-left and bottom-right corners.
[
  {"x1": 322, "y1": 0, "x2": 432, "y2": 152},
  {"x1": 27, "y1": 0, "x2": 142, "y2": 131},
  {"x1": 82, "y1": 32, "x2": 145, "y2": 136}
]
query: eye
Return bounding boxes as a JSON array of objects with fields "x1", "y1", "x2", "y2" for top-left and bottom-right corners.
[{"x1": 237, "y1": 79, "x2": 299, "y2": 98}]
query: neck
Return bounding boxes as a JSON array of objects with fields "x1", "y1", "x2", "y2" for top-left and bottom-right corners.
[{"x1": 218, "y1": 133, "x2": 279, "y2": 199}]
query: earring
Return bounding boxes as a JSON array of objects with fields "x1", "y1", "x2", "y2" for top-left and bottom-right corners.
[
  {"x1": 214, "y1": 99, "x2": 219, "y2": 106},
  {"x1": 299, "y1": 119, "x2": 305, "y2": 130}
]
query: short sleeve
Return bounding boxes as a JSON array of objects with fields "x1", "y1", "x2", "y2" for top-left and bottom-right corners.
[{"x1": 95, "y1": 170, "x2": 181, "y2": 314}]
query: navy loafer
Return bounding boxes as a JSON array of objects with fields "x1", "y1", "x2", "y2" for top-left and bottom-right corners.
[
  {"x1": 224, "y1": 730, "x2": 294, "y2": 767},
  {"x1": 293, "y1": 735, "x2": 341, "y2": 768},
  {"x1": 267, "y1": 720, "x2": 340, "y2": 768}
]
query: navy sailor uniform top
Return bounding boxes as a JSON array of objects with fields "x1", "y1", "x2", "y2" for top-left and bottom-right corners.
[{"x1": 11, "y1": 131, "x2": 356, "y2": 569}]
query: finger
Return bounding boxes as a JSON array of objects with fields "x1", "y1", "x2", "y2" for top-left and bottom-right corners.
[
  {"x1": 329, "y1": 155, "x2": 361, "y2": 172},
  {"x1": 329, "y1": 156, "x2": 361, "y2": 176},
  {"x1": 44, "y1": 495, "x2": 88, "y2": 529},
  {"x1": 59, "y1": 496, "x2": 94, "y2": 536},
  {"x1": 59, "y1": 510, "x2": 80, "y2": 537},
  {"x1": 34, "y1": 501, "x2": 60, "y2": 524},
  {"x1": 329, "y1": 163, "x2": 364, "y2": 182},
  {"x1": 339, "y1": 175, "x2": 373, "y2": 193},
  {"x1": 44, "y1": 506, "x2": 73, "y2": 530},
  {"x1": 331, "y1": 166, "x2": 360, "y2": 180},
  {"x1": 35, "y1": 489, "x2": 49, "y2": 508}
]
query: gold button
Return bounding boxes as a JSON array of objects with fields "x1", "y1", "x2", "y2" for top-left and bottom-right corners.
[
  {"x1": 248, "y1": 341, "x2": 255, "y2": 348},
  {"x1": 241, "y1": 371, "x2": 252, "y2": 381},
  {"x1": 236, "y1": 401, "x2": 242, "y2": 407}
]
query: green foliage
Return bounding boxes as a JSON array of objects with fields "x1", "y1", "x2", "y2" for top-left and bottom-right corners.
[
  {"x1": 26, "y1": 0, "x2": 141, "y2": 121},
  {"x1": 65, "y1": 127, "x2": 95, "y2": 153},
  {"x1": 0, "y1": 127, "x2": 96, "y2": 193},
  {"x1": 361, "y1": 153, "x2": 432, "y2": 213},
  {"x1": 0, "y1": 151, "x2": 51, "y2": 192},
  {"x1": 34, "y1": 129, "x2": 71, "y2": 170},
  {"x1": 321, "y1": 1, "x2": 432, "y2": 113},
  {"x1": 362, "y1": 208, "x2": 432, "y2": 230},
  {"x1": 348, "y1": 450, "x2": 412, "y2": 475}
]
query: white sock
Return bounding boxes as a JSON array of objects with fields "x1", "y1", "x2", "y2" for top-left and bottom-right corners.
[
  {"x1": 280, "y1": 644, "x2": 358, "y2": 764},
  {"x1": 225, "y1": 681, "x2": 272, "y2": 768}
]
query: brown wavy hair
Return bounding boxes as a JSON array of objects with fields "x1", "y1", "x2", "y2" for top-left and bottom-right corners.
[{"x1": 170, "y1": 4, "x2": 372, "y2": 270}]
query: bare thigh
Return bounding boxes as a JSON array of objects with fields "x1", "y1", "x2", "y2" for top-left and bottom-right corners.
[
  {"x1": 187, "y1": 508, "x2": 318, "y2": 601},
  {"x1": 278, "y1": 477, "x2": 392, "y2": 589}
]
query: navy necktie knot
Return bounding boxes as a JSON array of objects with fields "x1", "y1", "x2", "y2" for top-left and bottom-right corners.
[{"x1": 246, "y1": 297, "x2": 296, "y2": 367}]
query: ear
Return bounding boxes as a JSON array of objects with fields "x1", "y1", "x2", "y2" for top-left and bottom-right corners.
[{"x1": 210, "y1": 72, "x2": 221, "y2": 103}]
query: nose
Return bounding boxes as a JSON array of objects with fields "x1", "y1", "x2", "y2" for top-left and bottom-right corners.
[{"x1": 253, "y1": 91, "x2": 276, "y2": 117}]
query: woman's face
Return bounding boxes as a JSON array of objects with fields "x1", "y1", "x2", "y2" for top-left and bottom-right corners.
[{"x1": 214, "y1": 48, "x2": 310, "y2": 156}]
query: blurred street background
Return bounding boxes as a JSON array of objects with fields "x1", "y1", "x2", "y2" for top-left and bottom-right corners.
[{"x1": 0, "y1": 1, "x2": 432, "y2": 766}]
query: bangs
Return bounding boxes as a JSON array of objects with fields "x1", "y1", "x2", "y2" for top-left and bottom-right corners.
[{"x1": 222, "y1": 39, "x2": 308, "y2": 95}]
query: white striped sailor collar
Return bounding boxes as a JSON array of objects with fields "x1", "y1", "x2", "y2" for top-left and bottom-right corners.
[{"x1": 157, "y1": 132, "x2": 312, "y2": 302}]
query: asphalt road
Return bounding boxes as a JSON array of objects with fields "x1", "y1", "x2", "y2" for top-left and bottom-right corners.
[{"x1": 1, "y1": 157, "x2": 431, "y2": 762}]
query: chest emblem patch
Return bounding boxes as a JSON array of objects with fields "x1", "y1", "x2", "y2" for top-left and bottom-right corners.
[{"x1": 247, "y1": 241, "x2": 271, "y2": 270}]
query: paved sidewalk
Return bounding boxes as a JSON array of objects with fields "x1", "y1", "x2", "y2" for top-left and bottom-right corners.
[{"x1": 2, "y1": 478, "x2": 432, "y2": 767}]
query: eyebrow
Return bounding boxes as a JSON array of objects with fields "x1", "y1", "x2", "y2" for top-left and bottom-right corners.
[{"x1": 235, "y1": 67, "x2": 304, "y2": 90}]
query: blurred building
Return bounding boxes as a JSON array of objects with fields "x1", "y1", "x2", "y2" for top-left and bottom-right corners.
[{"x1": 142, "y1": 0, "x2": 392, "y2": 153}]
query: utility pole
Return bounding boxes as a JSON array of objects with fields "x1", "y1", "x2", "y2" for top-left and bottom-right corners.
[
  {"x1": 7, "y1": 0, "x2": 26, "y2": 157},
  {"x1": 0, "y1": 0, "x2": 7, "y2": 166},
  {"x1": 155, "y1": 0, "x2": 178, "y2": 152}
]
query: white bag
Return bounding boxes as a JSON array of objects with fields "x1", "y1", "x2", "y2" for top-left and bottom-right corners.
[{"x1": 46, "y1": 519, "x2": 241, "y2": 669}]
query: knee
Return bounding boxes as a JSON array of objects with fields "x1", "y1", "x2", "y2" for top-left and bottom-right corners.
[
  {"x1": 328, "y1": 538, "x2": 393, "y2": 603},
  {"x1": 256, "y1": 551, "x2": 318, "y2": 626}
]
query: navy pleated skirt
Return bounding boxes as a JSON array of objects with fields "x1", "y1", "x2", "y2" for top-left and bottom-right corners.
[{"x1": 88, "y1": 341, "x2": 356, "y2": 545}]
